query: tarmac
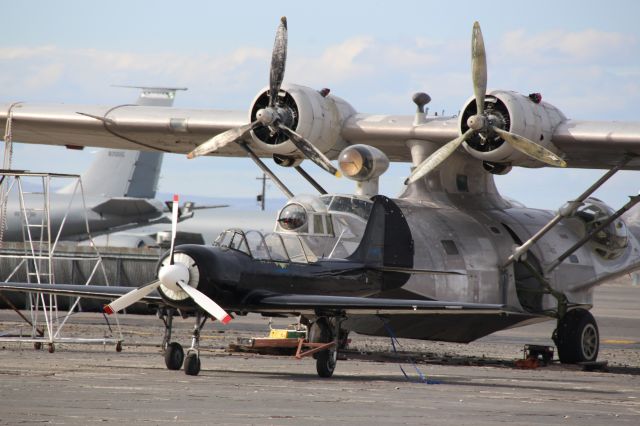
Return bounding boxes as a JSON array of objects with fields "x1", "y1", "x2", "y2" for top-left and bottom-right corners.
[{"x1": 0, "y1": 280, "x2": 638, "y2": 425}]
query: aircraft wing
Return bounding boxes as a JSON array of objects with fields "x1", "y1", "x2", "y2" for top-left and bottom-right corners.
[
  {"x1": 0, "y1": 282, "x2": 163, "y2": 304},
  {"x1": 0, "y1": 103, "x2": 457, "y2": 162},
  {"x1": 245, "y1": 293, "x2": 512, "y2": 316},
  {"x1": 3, "y1": 102, "x2": 640, "y2": 167},
  {"x1": 0, "y1": 281, "x2": 512, "y2": 316}
]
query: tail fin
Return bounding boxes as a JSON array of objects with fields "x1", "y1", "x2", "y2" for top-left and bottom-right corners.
[
  {"x1": 347, "y1": 196, "x2": 414, "y2": 268},
  {"x1": 57, "y1": 150, "x2": 163, "y2": 198}
]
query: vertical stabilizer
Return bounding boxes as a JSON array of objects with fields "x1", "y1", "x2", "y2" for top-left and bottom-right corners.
[
  {"x1": 347, "y1": 196, "x2": 414, "y2": 268},
  {"x1": 57, "y1": 150, "x2": 162, "y2": 198}
]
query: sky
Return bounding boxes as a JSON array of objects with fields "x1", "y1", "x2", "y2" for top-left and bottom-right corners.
[{"x1": 2, "y1": 0, "x2": 640, "y2": 210}]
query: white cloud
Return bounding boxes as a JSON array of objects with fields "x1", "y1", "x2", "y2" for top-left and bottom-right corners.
[{"x1": 500, "y1": 29, "x2": 636, "y2": 63}]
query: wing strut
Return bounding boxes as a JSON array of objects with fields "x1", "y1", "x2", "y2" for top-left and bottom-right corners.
[
  {"x1": 237, "y1": 142, "x2": 294, "y2": 199},
  {"x1": 503, "y1": 155, "x2": 634, "y2": 268},
  {"x1": 294, "y1": 165, "x2": 327, "y2": 195}
]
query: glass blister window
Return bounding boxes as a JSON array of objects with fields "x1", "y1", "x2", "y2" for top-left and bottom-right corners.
[{"x1": 278, "y1": 204, "x2": 307, "y2": 230}]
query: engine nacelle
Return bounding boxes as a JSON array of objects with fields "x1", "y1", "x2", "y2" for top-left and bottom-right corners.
[
  {"x1": 459, "y1": 90, "x2": 566, "y2": 167},
  {"x1": 248, "y1": 83, "x2": 356, "y2": 160}
]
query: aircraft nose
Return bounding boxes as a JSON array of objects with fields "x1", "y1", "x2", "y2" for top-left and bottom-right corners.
[{"x1": 158, "y1": 262, "x2": 189, "y2": 293}]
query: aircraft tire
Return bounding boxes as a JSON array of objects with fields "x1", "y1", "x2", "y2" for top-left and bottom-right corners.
[
  {"x1": 555, "y1": 308, "x2": 599, "y2": 364},
  {"x1": 311, "y1": 318, "x2": 337, "y2": 378},
  {"x1": 164, "y1": 342, "x2": 184, "y2": 370},
  {"x1": 184, "y1": 352, "x2": 201, "y2": 376}
]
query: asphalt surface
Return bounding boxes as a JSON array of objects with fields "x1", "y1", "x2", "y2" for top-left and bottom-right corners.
[{"x1": 0, "y1": 281, "x2": 638, "y2": 425}]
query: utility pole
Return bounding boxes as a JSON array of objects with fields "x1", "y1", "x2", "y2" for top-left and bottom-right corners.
[{"x1": 256, "y1": 173, "x2": 270, "y2": 211}]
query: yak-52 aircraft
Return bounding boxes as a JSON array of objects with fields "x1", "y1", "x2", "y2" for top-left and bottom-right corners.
[{"x1": 1, "y1": 18, "x2": 640, "y2": 377}]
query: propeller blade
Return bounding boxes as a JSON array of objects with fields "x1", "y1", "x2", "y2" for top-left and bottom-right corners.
[
  {"x1": 277, "y1": 124, "x2": 341, "y2": 177},
  {"x1": 169, "y1": 194, "x2": 179, "y2": 264},
  {"x1": 405, "y1": 128, "x2": 475, "y2": 184},
  {"x1": 187, "y1": 121, "x2": 259, "y2": 159},
  {"x1": 492, "y1": 127, "x2": 567, "y2": 167},
  {"x1": 104, "y1": 281, "x2": 160, "y2": 314},
  {"x1": 471, "y1": 21, "x2": 487, "y2": 116},
  {"x1": 176, "y1": 280, "x2": 232, "y2": 324},
  {"x1": 269, "y1": 16, "x2": 288, "y2": 108}
]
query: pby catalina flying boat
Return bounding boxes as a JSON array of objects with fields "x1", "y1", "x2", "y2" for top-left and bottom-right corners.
[{"x1": 2, "y1": 18, "x2": 640, "y2": 377}]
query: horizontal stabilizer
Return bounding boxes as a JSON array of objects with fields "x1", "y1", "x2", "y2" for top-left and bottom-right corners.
[{"x1": 92, "y1": 197, "x2": 163, "y2": 216}]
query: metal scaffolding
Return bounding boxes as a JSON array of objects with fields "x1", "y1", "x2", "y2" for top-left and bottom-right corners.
[{"x1": 0, "y1": 108, "x2": 122, "y2": 351}]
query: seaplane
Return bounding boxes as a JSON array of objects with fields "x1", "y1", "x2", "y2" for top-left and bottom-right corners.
[{"x1": 1, "y1": 18, "x2": 639, "y2": 377}]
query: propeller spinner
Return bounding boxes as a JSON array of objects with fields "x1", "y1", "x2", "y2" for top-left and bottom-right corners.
[
  {"x1": 187, "y1": 17, "x2": 340, "y2": 177},
  {"x1": 406, "y1": 22, "x2": 566, "y2": 185},
  {"x1": 104, "y1": 194, "x2": 232, "y2": 324}
]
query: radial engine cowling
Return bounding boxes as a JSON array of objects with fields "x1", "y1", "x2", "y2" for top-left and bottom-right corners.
[
  {"x1": 460, "y1": 90, "x2": 566, "y2": 167},
  {"x1": 249, "y1": 83, "x2": 355, "y2": 160}
]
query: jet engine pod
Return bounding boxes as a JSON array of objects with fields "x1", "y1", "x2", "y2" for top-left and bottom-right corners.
[
  {"x1": 459, "y1": 90, "x2": 566, "y2": 167},
  {"x1": 575, "y1": 197, "x2": 629, "y2": 260},
  {"x1": 248, "y1": 83, "x2": 355, "y2": 158},
  {"x1": 338, "y1": 144, "x2": 390, "y2": 181}
]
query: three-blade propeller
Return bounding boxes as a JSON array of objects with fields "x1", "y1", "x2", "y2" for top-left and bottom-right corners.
[
  {"x1": 406, "y1": 22, "x2": 566, "y2": 185},
  {"x1": 104, "y1": 194, "x2": 232, "y2": 324},
  {"x1": 187, "y1": 17, "x2": 340, "y2": 177}
]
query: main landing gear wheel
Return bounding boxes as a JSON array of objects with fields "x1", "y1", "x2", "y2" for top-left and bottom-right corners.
[
  {"x1": 184, "y1": 352, "x2": 201, "y2": 376},
  {"x1": 164, "y1": 342, "x2": 184, "y2": 370},
  {"x1": 554, "y1": 308, "x2": 599, "y2": 364},
  {"x1": 310, "y1": 318, "x2": 337, "y2": 378}
]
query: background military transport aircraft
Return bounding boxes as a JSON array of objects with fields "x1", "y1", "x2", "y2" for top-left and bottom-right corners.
[
  {"x1": 1, "y1": 19, "x2": 640, "y2": 377},
  {"x1": 0, "y1": 86, "x2": 225, "y2": 247}
]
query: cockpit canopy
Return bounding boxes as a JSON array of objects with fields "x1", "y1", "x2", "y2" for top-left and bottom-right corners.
[
  {"x1": 214, "y1": 228, "x2": 318, "y2": 263},
  {"x1": 215, "y1": 194, "x2": 374, "y2": 262}
]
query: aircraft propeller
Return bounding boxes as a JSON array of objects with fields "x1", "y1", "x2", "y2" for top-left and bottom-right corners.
[
  {"x1": 187, "y1": 17, "x2": 341, "y2": 177},
  {"x1": 406, "y1": 22, "x2": 566, "y2": 185},
  {"x1": 104, "y1": 194, "x2": 232, "y2": 324}
]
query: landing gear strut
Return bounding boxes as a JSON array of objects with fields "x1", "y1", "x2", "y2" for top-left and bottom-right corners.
[
  {"x1": 160, "y1": 308, "x2": 184, "y2": 370},
  {"x1": 184, "y1": 312, "x2": 206, "y2": 376},
  {"x1": 553, "y1": 308, "x2": 599, "y2": 363}
]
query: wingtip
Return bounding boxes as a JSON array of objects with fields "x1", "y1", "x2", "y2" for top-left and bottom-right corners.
[
  {"x1": 103, "y1": 305, "x2": 114, "y2": 315},
  {"x1": 221, "y1": 314, "x2": 232, "y2": 325},
  {"x1": 186, "y1": 152, "x2": 195, "y2": 159}
]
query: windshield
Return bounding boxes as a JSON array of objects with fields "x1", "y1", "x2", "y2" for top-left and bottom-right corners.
[{"x1": 321, "y1": 195, "x2": 373, "y2": 220}]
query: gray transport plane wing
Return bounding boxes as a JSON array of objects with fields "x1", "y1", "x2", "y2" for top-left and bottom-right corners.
[{"x1": 2, "y1": 101, "x2": 640, "y2": 168}]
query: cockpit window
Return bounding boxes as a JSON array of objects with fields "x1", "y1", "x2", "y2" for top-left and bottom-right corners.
[
  {"x1": 278, "y1": 204, "x2": 307, "y2": 230},
  {"x1": 327, "y1": 196, "x2": 373, "y2": 220},
  {"x1": 214, "y1": 229, "x2": 251, "y2": 256}
]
